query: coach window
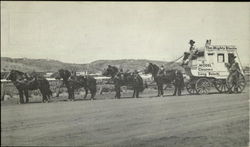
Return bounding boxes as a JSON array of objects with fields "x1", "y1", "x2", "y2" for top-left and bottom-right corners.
[{"x1": 217, "y1": 53, "x2": 225, "y2": 63}]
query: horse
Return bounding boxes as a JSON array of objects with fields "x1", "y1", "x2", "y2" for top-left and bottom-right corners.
[
  {"x1": 54, "y1": 69, "x2": 97, "y2": 100},
  {"x1": 144, "y1": 63, "x2": 184, "y2": 97},
  {"x1": 51, "y1": 69, "x2": 71, "y2": 97},
  {"x1": 102, "y1": 65, "x2": 144, "y2": 98},
  {"x1": 5, "y1": 70, "x2": 52, "y2": 104}
]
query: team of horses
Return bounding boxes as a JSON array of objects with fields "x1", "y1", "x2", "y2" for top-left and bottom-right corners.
[
  {"x1": 5, "y1": 63, "x2": 184, "y2": 104},
  {"x1": 6, "y1": 70, "x2": 52, "y2": 104}
]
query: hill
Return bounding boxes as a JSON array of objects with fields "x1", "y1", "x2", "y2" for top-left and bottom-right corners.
[
  {"x1": 1, "y1": 57, "x2": 87, "y2": 72},
  {"x1": 88, "y1": 59, "x2": 183, "y2": 73},
  {"x1": 1, "y1": 57, "x2": 183, "y2": 74}
]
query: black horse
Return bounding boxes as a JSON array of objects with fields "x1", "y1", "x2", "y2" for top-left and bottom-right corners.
[
  {"x1": 6, "y1": 70, "x2": 52, "y2": 104},
  {"x1": 54, "y1": 69, "x2": 97, "y2": 100},
  {"x1": 144, "y1": 63, "x2": 184, "y2": 97},
  {"x1": 103, "y1": 65, "x2": 144, "y2": 98}
]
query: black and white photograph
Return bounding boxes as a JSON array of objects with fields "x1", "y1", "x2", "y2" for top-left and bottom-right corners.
[{"x1": 1, "y1": 2, "x2": 250, "y2": 146}]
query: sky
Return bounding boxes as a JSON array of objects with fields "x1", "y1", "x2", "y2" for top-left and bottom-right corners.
[{"x1": 1, "y1": 2, "x2": 250, "y2": 65}]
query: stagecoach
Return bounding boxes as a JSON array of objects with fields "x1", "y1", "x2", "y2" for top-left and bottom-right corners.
[{"x1": 183, "y1": 41, "x2": 246, "y2": 95}]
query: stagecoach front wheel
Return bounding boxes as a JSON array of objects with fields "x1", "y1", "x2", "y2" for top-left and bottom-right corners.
[
  {"x1": 226, "y1": 72, "x2": 246, "y2": 93},
  {"x1": 195, "y1": 78, "x2": 211, "y2": 95},
  {"x1": 186, "y1": 80, "x2": 197, "y2": 94},
  {"x1": 214, "y1": 79, "x2": 228, "y2": 93}
]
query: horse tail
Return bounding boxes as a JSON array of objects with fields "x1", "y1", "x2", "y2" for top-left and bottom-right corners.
[
  {"x1": 137, "y1": 76, "x2": 144, "y2": 92},
  {"x1": 48, "y1": 89, "x2": 53, "y2": 97},
  {"x1": 92, "y1": 80, "x2": 97, "y2": 94},
  {"x1": 143, "y1": 81, "x2": 148, "y2": 89},
  {"x1": 44, "y1": 79, "x2": 52, "y2": 97},
  {"x1": 88, "y1": 77, "x2": 97, "y2": 95}
]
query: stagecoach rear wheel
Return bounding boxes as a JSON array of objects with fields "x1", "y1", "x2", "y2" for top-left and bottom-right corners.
[
  {"x1": 214, "y1": 79, "x2": 228, "y2": 93},
  {"x1": 195, "y1": 78, "x2": 211, "y2": 95},
  {"x1": 186, "y1": 80, "x2": 197, "y2": 95},
  {"x1": 226, "y1": 72, "x2": 246, "y2": 93}
]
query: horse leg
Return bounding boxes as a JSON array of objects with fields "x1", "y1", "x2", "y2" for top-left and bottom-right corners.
[
  {"x1": 173, "y1": 85, "x2": 177, "y2": 96},
  {"x1": 136, "y1": 90, "x2": 139, "y2": 98},
  {"x1": 46, "y1": 88, "x2": 51, "y2": 102},
  {"x1": 90, "y1": 89, "x2": 96, "y2": 100},
  {"x1": 84, "y1": 87, "x2": 88, "y2": 99},
  {"x1": 18, "y1": 90, "x2": 24, "y2": 104},
  {"x1": 69, "y1": 90, "x2": 72, "y2": 100},
  {"x1": 72, "y1": 89, "x2": 75, "y2": 101},
  {"x1": 115, "y1": 88, "x2": 117, "y2": 98},
  {"x1": 70, "y1": 88, "x2": 74, "y2": 101},
  {"x1": 132, "y1": 89, "x2": 136, "y2": 98},
  {"x1": 161, "y1": 85, "x2": 164, "y2": 96},
  {"x1": 114, "y1": 86, "x2": 119, "y2": 99},
  {"x1": 67, "y1": 87, "x2": 72, "y2": 100},
  {"x1": 39, "y1": 89, "x2": 46, "y2": 103},
  {"x1": 159, "y1": 85, "x2": 163, "y2": 97},
  {"x1": 157, "y1": 85, "x2": 160, "y2": 97},
  {"x1": 119, "y1": 87, "x2": 121, "y2": 98},
  {"x1": 116, "y1": 86, "x2": 121, "y2": 99},
  {"x1": 24, "y1": 89, "x2": 29, "y2": 103},
  {"x1": 178, "y1": 86, "x2": 181, "y2": 96},
  {"x1": 56, "y1": 83, "x2": 63, "y2": 97},
  {"x1": 157, "y1": 84, "x2": 163, "y2": 97}
]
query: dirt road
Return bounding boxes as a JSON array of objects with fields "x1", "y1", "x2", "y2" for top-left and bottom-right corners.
[{"x1": 1, "y1": 91, "x2": 249, "y2": 146}]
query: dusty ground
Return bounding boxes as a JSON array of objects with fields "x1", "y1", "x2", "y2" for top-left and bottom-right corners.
[{"x1": 1, "y1": 88, "x2": 249, "y2": 147}]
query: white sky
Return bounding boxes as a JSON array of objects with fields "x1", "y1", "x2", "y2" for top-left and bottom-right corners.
[{"x1": 1, "y1": 2, "x2": 250, "y2": 65}]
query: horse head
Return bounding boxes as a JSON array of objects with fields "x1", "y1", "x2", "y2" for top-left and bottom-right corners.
[
  {"x1": 103, "y1": 65, "x2": 118, "y2": 78},
  {"x1": 57, "y1": 69, "x2": 71, "y2": 81},
  {"x1": 144, "y1": 63, "x2": 159, "y2": 76},
  {"x1": 6, "y1": 70, "x2": 25, "y2": 81}
]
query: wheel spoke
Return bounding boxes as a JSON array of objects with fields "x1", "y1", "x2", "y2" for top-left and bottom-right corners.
[
  {"x1": 231, "y1": 85, "x2": 236, "y2": 92},
  {"x1": 220, "y1": 85, "x2": 224, "y2": 92},
  {"x1": 224, "y1": 85, "x2": 228, "y2": 92},
  {"x1": 239, "y1": 82, "x2": 245, "y2": 86},
  {"x1": 238, "y1": 86, "x2": 243, "y2": 91},
  {"x1": 222, "y1": 85, "x2": 225, "y2": 92}
]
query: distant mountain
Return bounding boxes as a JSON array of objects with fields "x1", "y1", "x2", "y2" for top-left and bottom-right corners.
[
  {"x1": 1, "y1": 57, "x2": 183, "y2": 74},
  {"x1": 1, "y1": 57, "x2": 87, "y2": 73},
  {"x1": 88, "y1": 59, "x2": 183, "y2": 73}
]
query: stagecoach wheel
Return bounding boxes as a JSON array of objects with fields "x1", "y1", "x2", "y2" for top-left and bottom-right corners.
[
  {"x1": 226, "y1": 72, "x2": 246, "y2": 93},
  {"x1": 186, "y1": 80, "x2": 197, "y2": 94},
  {"x1": 214, "y1": 79, "x2": 228, "y2": 93},
  {"x1": 195, "y1": 78, "x2": 211, "y2": 95}
]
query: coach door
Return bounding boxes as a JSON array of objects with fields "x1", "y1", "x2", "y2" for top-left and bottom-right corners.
[{"x1": 212, "y1": 52, "x2": 228, "y2": 78}]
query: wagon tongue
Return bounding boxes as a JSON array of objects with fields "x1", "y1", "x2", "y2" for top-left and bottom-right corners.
[{"x1": 5, "y1": 72, "x2": 11, "y2": 80}]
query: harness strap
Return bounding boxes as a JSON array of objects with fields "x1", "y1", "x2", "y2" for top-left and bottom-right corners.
[{"x1": 167, "y1": 55, "x2": 184, "y2": 65}]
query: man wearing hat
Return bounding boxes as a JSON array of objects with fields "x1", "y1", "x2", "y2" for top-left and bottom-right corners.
[
  {"x1": 157, "y1": 65, "x2": 165, "y2": 76},
  {"x1": 227, "y1": 55, "x2": 240, "y2": 93},
  {"x1": 189, "y1": 40, "x2": 196, "y2": 51},
  {"x1": 173, "y1": 70, "x2": 184, "y2": 96},
  {"x1": 132, "y1": 70, "x2": 140, "y2": 81},
  {"x1": 182, "y1": 40, "x2": 197, "y2": 65},
  {"x1": 133, "y1": 70, "x2": 139, "y2": 75},
  {"x1": 117, "y1": 68, "x2": 124, "y2": 81}
]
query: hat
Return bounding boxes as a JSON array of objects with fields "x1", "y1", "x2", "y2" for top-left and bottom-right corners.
[{"x1": 189, "y1": 40, "x2": 195, "y2": 44}]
